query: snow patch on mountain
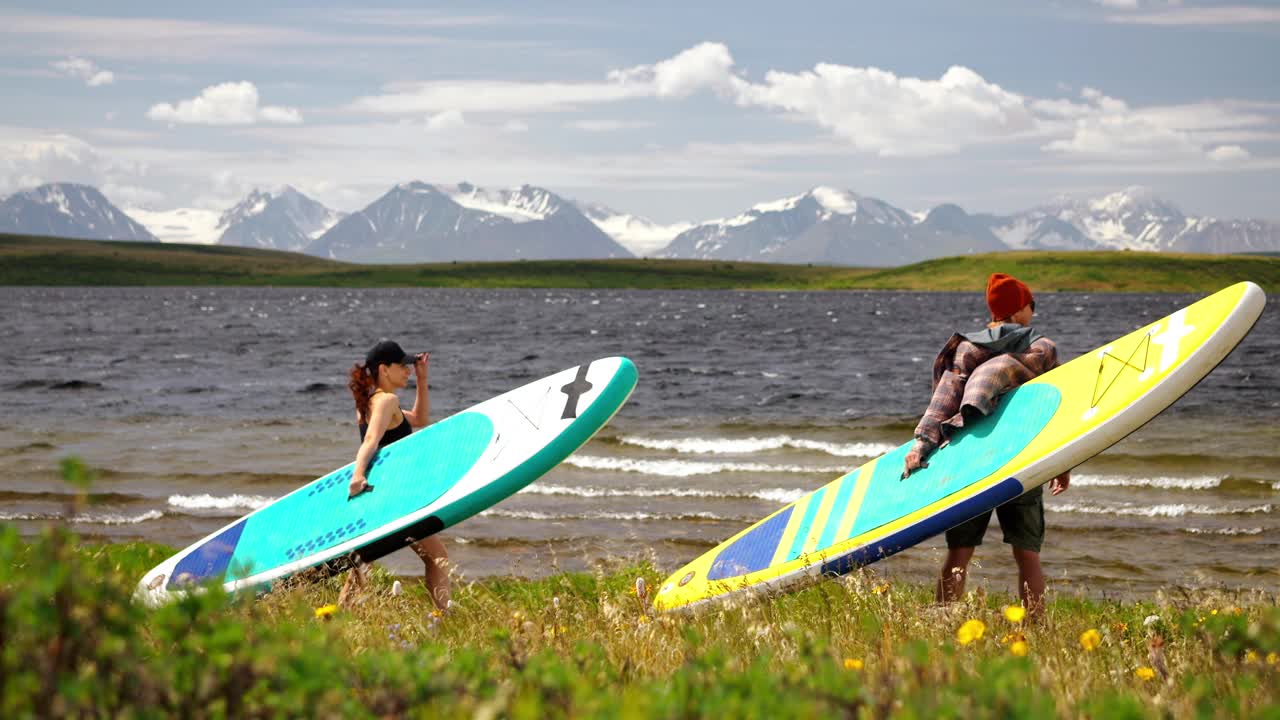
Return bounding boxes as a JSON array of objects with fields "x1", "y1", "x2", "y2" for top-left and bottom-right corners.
[{"x1": 124, "y1": 207, "x2": 222, "y2": 244}]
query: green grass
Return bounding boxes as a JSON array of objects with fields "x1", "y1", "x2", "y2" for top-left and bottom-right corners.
[
  {"x1": 4, "y1": 232, "x2": 1279, "y2": 293},
  {"x1": 3, "y1": 528, "x2": 1277, "y2": 719},
  {"x1": 2, "y1": 454, "x2": 1275, "y2": 717}
]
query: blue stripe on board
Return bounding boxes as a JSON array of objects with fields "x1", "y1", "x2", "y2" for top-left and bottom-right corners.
[
  {"x1": 786, "y1": 487, "x2": 828, "y2": 562},
  {"x1": 167, "y1": 519, "x2": 247, "y2": 589},
  {"x1": 707, "y1": 506, "x2": 795, "y2": 582},
  {"x1": 816, "y1": 470, "x2": 859, "y2": 552},
  {"x1": 819, "y1": 477, "x2": 1024, "y2": 576}
]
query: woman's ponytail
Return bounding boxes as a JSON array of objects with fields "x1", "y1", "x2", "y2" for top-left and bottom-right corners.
[{"x1": 348, "y1": 363, "x2": 377, "y2": 424}]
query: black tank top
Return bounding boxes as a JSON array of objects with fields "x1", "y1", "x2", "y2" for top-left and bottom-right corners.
[
  {"x1": 358, "y1": 416, "x2": 411, "y2": 448},
  {"x1": 358, "y1": 395, "x2": 413, "y2": 448}
]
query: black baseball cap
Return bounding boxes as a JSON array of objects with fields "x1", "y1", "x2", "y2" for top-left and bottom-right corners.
[{"x1": 365, "y1": 340, "x2": 417, "y2": 368}]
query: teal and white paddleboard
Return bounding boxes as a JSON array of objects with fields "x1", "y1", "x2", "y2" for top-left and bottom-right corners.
[{"x1": 137, "y1": 357, "x2": 637, "y2": 604}]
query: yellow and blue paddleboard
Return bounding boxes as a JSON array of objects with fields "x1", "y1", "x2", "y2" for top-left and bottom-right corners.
[{"x1": 654, "y1": 283, "x2": 1265, "y2": 612}]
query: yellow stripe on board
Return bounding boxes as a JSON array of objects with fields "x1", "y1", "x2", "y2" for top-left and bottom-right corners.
[
  {"x1": 798, "y1": 479, "x2": 842, "y2": 556},
  {"x1": 833, "y1": 458, "x2": 877, "y2": 542},
  {"x1": 770, "y1": 495, "x2": 811, "y2": 567}
]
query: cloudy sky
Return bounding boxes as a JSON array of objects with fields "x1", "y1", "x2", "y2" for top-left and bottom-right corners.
[{"x1": 2, "y1": 0, "x2": 1278, "y2": 222}]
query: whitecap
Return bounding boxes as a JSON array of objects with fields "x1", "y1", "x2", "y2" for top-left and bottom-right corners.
[
  {"x1": 167, "y1": 494, "x2": 274, "y2": 511},
  {"x1": 617, "y1": 434, "x2": 894, "y2": 458},
  {"x1": 563, "y1": 455, "x2": 846, "y2": 478}
]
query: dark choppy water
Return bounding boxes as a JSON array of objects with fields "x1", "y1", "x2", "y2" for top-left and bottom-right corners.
[{"x1": 2, "y1": 287, "x2": 1277, "y2": 598}]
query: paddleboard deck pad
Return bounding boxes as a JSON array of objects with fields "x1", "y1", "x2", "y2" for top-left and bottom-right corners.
[
  {"x1": 137, "y1": 356, "x2": 637, "y2": 604},
  {"x1": 654, "y1": 282, "x2": 1265, "y2": 612}
]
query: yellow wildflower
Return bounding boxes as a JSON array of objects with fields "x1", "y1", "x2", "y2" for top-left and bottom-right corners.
[
  {"x1": 957, "y1": 619, "x2": 987, "y2": 646},
  {"x1": 1135, "y1": 666, "x2": 1157, "y2": 681},
  {"x1": 638, "y1": 615, "x2": 651, "y2": 625},
  {"x1": 314, "y1": 604, "x2": 338, "y2": 620},
  {"x1": 1080, "y1": 629, "x2": 1102, "y2": 651},
  {"x1": 1010, "y1": 640, "x2": 1029, "y2": 657},
  {"x1": 1244, "y1": 650, "x2": 1260, "y2": 664},
  {"x1": 1210, "y1": 609, "x2": 1219, "y2": 616},
  {"x1": 512, "y1": 610, "x2": 525, "y2": 622},
  {"x1": 1003, "y1": 605, "x2": 1026, "y2": 624},
  {"x1": 1112, "y1": 622, "x2": 1128, "y2": 634},
  {"x1": 1266, "y1": 652, "x2": 1278, "y2": 666},
  {"x1": 843, "y1": 658, "x2": 864, "y2": 671},
  {"x1": 872, "y1": 583, "x2": 890, "y2": 595}
]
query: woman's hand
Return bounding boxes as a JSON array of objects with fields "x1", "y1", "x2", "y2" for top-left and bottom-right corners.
[
  {"x1": 414, "y1": 352, "x2": 429, "y2": 378},
  {"x1": 1050, "y1": 470, "x2": 1071, "y2": 495}
]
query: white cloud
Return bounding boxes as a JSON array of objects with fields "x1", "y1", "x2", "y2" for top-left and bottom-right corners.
[
  {"x1": 501, "y1": 119, "x2": 530, "y2": 133},
  {"x1": 730, "y1": 63, "x2": 1038, "y2": 157},
  {"x1": 1041, "y1": 88, "x2": 1266, "y2": 161},
  {"x1": 567, "y1": 119, "x2": 655, "y2": 132},
  {"x1": 0, "y1": 130, "x2": 155, "y2": 201},
  {"x1": 1208, "y1": 145, "x2": 1251, "y2": 163},
  {"x1": 51, "y1": 56, "x2": 114, "y2": 86},
  {"x1": 425, "y1": 110, "x2": 465, "y2": 131},
  {"x1": 147, "y1": 82, "x2": 302, "y2": 125},
  {"x1": 350, "y1": 41, "x2": 737, "y2": 114},
  {"x1": 346, "y1": 41, "x2": 1271, "y2": 166},
  {"x1": 1103, "y1": 5, "x2": 1280, "y2": 25},
  {"x1": 1045, "y1": 114, "x2": 1204, "y2": 157},
  {"x1": 607, "y1": 41, "x2": 739, "y2": 98},
  {"x1": 350, "y1": 79, "x2": 645, "y2": 114}
]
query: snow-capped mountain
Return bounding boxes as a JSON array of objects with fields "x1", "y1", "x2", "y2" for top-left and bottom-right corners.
[
  {"x1": 660, "y1": 187, "x2": 1005, "y2": 266},
  {"x1": 217, "y1": 186, "x2": 343, "y2": 251},
  {"x1": 305, "y1": 182, "x2": 633, "y2": 262},
  {"x1": 0, "y1": 183, "x2": 156, "y2": 242},
  {"x1": 9, "y1": 181, "x2": 1278, "y2": 265},
  {"x1": 576, "y1": 202, "x2": 694, "y2": 256},
  {"x1": 984, "y1": 187, "x2": 1280, "y2": 254},
  {"x1": 660, "y1": 186, "x2": 1280, "y2": 264}
]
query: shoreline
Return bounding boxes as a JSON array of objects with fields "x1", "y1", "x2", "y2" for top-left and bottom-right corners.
[{"x1": 3, "y1": 232, "x2": 1279, "y2": 293}]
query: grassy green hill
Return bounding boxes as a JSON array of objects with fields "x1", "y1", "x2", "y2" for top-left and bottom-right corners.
[{"x1": 3, "y1": 232, "x2": 1278, "y2": 293}]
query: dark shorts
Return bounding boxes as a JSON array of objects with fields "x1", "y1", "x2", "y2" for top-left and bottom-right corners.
[{"x1": 945, "y1": 486, "x2": 1044, "y2": 553}]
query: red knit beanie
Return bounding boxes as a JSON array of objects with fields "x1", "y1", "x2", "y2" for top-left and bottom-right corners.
[{"x1": 986, "y1": 273, "x2": 1034, "y2": 320}]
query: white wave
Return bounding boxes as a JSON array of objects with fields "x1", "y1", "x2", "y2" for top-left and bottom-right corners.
[
  {"x1": 1070, "y1": 474, "x2": 1224, "y2": 490},
  {"x1": 479, "y1": 508, "x2": 730, "y2": 522},
  {"x1": 0, "y1": 510, "x2": 166, "y2": 525},
  {"x1": 564, "y1": 455, "x2": 846, "y2": 478},
  {"x1": 519, "y1": 483, "x2": 808, "y2": 504},
  {"x1": 1182, "y1": 527, "x2": 1264, "y2": 536},
  {"x1": 753, "y1": 488, "x2": 808, "y2": 504},
  {"x1": 618, "y1": 434, "x2": 895, "y2": 458},
  {"x1": 168, "y1": 494, "x2": 274, "y2": 511},
  {"x1": 89, "y1": 510, "x2": 166, "y2": 525},
  {"x1": 1051, "y1": 503, "x2": 1272, "y2": 518}
]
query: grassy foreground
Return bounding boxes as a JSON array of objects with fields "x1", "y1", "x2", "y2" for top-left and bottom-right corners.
[
  {"x1": 3, "y1": 526, "x2": 1277, "y2": 718},
  {"x1": 3, "y1": 232, "x2": 1279, "y2": 293}
]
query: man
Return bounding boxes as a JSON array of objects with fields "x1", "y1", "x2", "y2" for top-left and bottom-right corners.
[{"x1": 903, "y1": 273, "x2": 1070, "y2": 620}]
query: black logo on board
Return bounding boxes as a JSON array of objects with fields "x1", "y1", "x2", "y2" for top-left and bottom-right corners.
[{"x1": 559, "y1": 363, "x2": 594, "y2": 419}]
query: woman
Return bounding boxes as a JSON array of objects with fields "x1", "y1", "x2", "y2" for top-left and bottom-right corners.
[{"x1": 339, "y1": 339, "x2": 451, "y2": 612}]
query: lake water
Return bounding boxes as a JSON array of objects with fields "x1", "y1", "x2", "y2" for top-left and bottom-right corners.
[{"x1": 2, "y1": 286, "x2": 1276, "y2": 598}]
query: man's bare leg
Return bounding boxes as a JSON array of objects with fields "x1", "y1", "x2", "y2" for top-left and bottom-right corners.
[
  {"x1": 937, "y1": 546, "x2": 976, "y2": 602},
  {"x1": 1011, "y1": 546, "x2": 1046, "y2": 621}
]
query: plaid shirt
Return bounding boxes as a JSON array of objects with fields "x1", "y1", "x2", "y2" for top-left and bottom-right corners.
[{"x1": 913, "y1": 331, "x2": 1059, "y2": 447}]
